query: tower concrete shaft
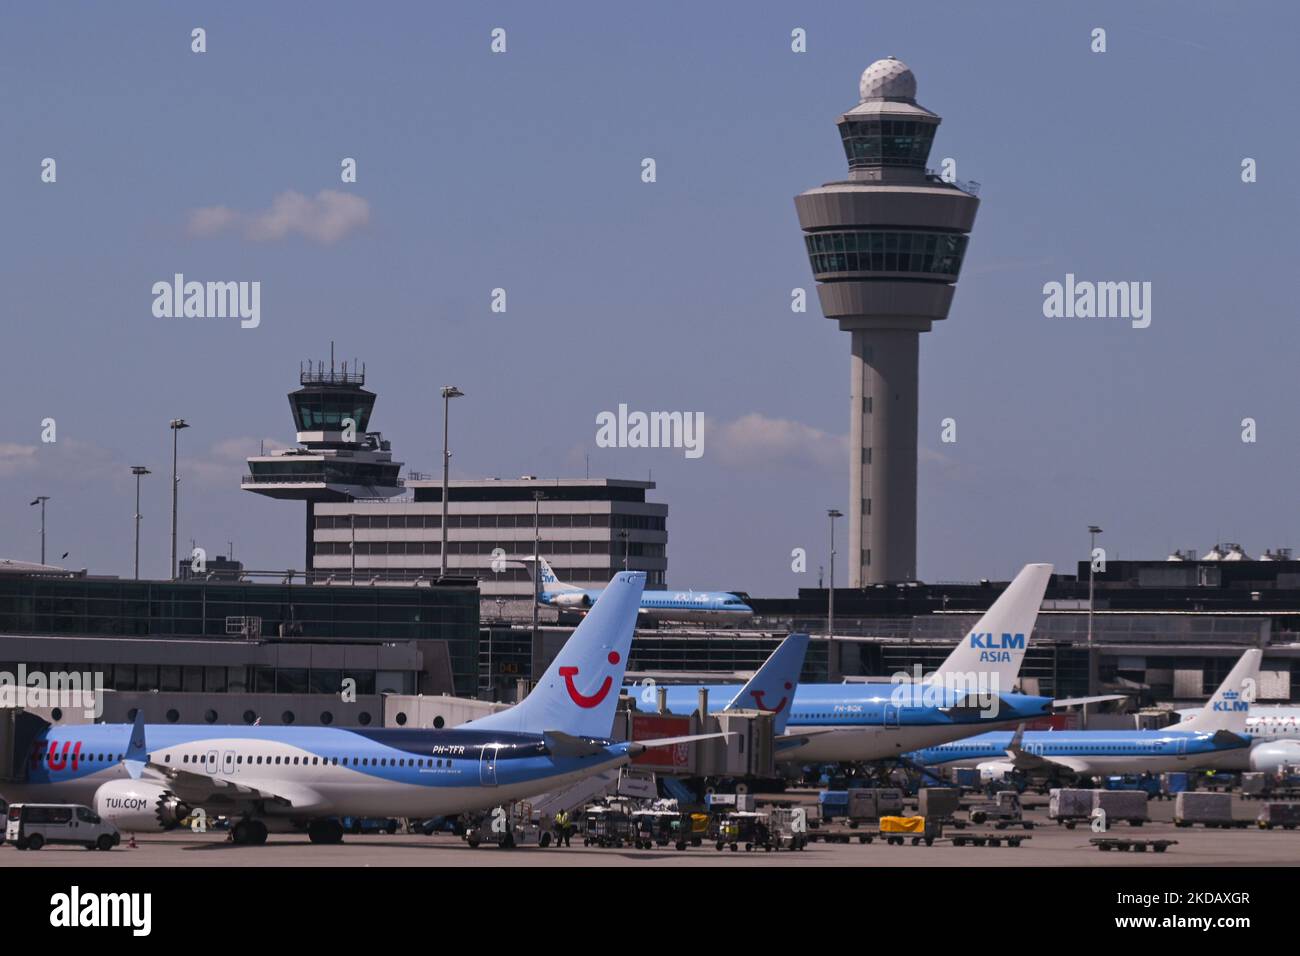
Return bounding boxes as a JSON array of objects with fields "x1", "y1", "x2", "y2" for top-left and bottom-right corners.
[
  {"x1": 850, "y1": 328, "x2": 918, "y2": 583},
  {"x1": 795, "y1": 56, "x2": 979, "y2": 586}
]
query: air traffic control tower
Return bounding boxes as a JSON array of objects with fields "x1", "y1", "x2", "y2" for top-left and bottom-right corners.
[
  {"x1": 242, "y1": 356, "x2": 404, "y2": 571},
  {"x1": 796, "y1": 57, "x2": 979, "y2": 586}
]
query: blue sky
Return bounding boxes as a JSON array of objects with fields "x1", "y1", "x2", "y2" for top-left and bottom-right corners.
[{"x1": 2, "y1": 1, "x2": 1297, "y2": 592}]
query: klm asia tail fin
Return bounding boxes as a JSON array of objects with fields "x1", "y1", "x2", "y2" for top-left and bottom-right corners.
[
  {"x1": 470, "y1": 571, "x2": 646, "y2": 738},
  {"x1": 929, "y1": 563, "x2": 1053, "y2": 695},
  {"x1": 1173, "y1": 648, "x2": 1261, "y2": 736},
  {"x1": 725, "y1": 633, "x2": 809, "y2": 734}
]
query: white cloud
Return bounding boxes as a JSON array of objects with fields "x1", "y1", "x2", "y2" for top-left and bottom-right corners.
[
  {"x1": 711, "y1": 413, "x2": 846, "y2": 470},
  {"x1": 187, "y1": 190, "x2": 370, "y2": 243},
  {"x1": 0, "y1": 443, "x2": 39, "y2": 477}
]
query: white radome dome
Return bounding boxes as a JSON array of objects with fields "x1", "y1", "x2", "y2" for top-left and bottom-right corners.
[{"x1": 859, "y1": 56, "x2": 917, "y2": 101}]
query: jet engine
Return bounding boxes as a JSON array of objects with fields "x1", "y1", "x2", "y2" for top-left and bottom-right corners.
[
  {"x1": 551, "y1": 592, "x2": 592, "y2": 609},
  {"x1": 1250, "y1": 740, "x2": 1300, "y2": 774},
  {"x1": 94, "y1": 780, "x2": 191, "y2": 831}
]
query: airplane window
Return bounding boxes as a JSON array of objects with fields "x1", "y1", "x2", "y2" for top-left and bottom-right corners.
[
  {"x1": 237, "y1": 756, "x2": 243, "y2": 764},
  {"x1": 164, "y1": 755, "x2": 171, "y2": 763}
]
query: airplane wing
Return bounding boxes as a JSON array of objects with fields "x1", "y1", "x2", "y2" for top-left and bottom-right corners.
[
  {"x1": 124, "y1": 711, "x2": 323, "y2": 812},
  {"x1": 143, "y1": 762, "x2": 325, "y2": 812},
  {"x1": 773, "y1": 729, "x2": 838, "y2": 752},
  {"x1": 1053, "y1": 695, "x2": 1127, "y2": 708},
  {"x1": 624, "y1": 732, "x2": 730, "y2": 757},
  {"x1": 1001, "y1": 726, "x2": 1090, "y2": 775},
  {"x1": 543, "y1": 731, "x2": 609, "y2": 758}
]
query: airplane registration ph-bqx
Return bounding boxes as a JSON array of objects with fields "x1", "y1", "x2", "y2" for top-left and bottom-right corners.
[
  {"x1": 2, "y1": 572, "x2": 719, "y2": 846},
  {"x1": 528, "y1": 556, "x2": 753, "y2": 624},
  {"x1": 630, "y1": 564, "x2": 1111, "y2": 762},
  {"x1": 908, "y1": 648, "x2": 1262, "y2": 781}
]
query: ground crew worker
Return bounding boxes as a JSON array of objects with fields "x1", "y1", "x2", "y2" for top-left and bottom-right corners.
[{"x1": 554, "y1": 810, "x2": 571, "y2": 847}]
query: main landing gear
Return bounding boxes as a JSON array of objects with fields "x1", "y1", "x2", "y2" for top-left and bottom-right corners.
[
  {"x1": 231, "y1": 819, "x2": 269, "y2": 845},
  {"x1": 307, "y1": 820, "x2": 345, "y2": 845}
]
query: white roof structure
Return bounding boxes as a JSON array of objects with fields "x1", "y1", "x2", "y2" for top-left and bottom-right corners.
[
  {"x1": 859, "y1": 56, "x2": 917, "y2": 100},
  {"x1": 842, "y1": 56, "x2": 938, "y2": 121}
]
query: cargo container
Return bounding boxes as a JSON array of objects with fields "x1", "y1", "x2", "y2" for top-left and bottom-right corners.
[
  {"x1": 817, "y1": 790, "x2": 848, "y2": 822},
  {"x1": 1241, "y1": 773, "x2": 1269, "y2": 798},
  {"x1": 1048, "y1": 788, "x2": 1095, "y2": 826},
  {"x1": 846, "y1": 788, "x2": 904, "y2": 824},
  {"x1": 918, "y1": 788, "x2": 960, "y2": 824},
  {"x1": 1048, "y1": 788, "x2": 1147, "y2": 827},
  {"x1": 1095, "y1": 790, "x2": 1148, "y2": 826},
  {"x1": 1174, "y1": 791, "x2": 1235, "y2": 827},
  {"x1": 1256, "y1": 803, "x2": 1300, "y2": 830}
]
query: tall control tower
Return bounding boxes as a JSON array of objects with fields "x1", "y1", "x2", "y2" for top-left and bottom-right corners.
[{"x1": 795, "y1": 57, "x2": 979, "y2": 586}]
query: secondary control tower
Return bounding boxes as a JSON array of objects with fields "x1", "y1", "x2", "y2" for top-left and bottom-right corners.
[{"x1": 243, "y1": 354, "x2": 404, "y2": 570}]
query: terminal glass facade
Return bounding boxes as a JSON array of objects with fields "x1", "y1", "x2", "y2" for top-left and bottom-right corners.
[{"x1": 0, "y1": 577, "x2": 480, "y2": 696}]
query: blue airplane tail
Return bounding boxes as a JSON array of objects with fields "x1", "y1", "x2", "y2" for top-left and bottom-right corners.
[
  {"x1": 726, "y1": 633, "x2": 809, "y2": 734},
  {"x1": 471, "y1": 571, "x2": 646, "y2": 738}
]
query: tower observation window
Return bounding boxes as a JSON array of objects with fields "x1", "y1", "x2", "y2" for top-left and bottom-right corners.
[
  {"x1": 839, "y1": 120, "x2": 935, "y2": 169},
  {"x1": 804, "y1": 231, "x2": 967, "y2": 278}
]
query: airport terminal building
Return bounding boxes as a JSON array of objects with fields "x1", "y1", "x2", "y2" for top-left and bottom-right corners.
[
  {"x1": 0, "y1": 562, "x2": 481, "y2": 726},
  {"x1": 311, "y1": 477, "x2": 670, "y2": 602}
]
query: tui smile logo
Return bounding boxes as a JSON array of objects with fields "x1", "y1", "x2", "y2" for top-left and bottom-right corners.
[
  {"x1": 559, "y1": 652, "x2": 620, "y2": 708},
  {"x1": 750, "y1": 682, "x2": 793, "y2": 714}
]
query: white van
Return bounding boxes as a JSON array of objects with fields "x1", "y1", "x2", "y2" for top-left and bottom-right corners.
[{"x1": 6, "y1": 803, "x2": 121, "y2": 851}]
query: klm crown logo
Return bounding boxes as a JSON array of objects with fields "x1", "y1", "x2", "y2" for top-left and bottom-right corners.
[{"x1": 1213, "y1": 689, "x2": 1250, "y2": 713}]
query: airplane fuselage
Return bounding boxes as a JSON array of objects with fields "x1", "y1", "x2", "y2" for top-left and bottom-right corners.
[
  {"x1": 542, "y1": 589, "x2": 753, "y2": 624},
  {"x1": 7, "y1": 724, "x2": 630, "y2": 821},
  {"x1": 626, "y1": 682, "x2": 1055, "y2": 762},
  {"x1": 910, "y1": 729, "x2": 1251, "y2": 778}
]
